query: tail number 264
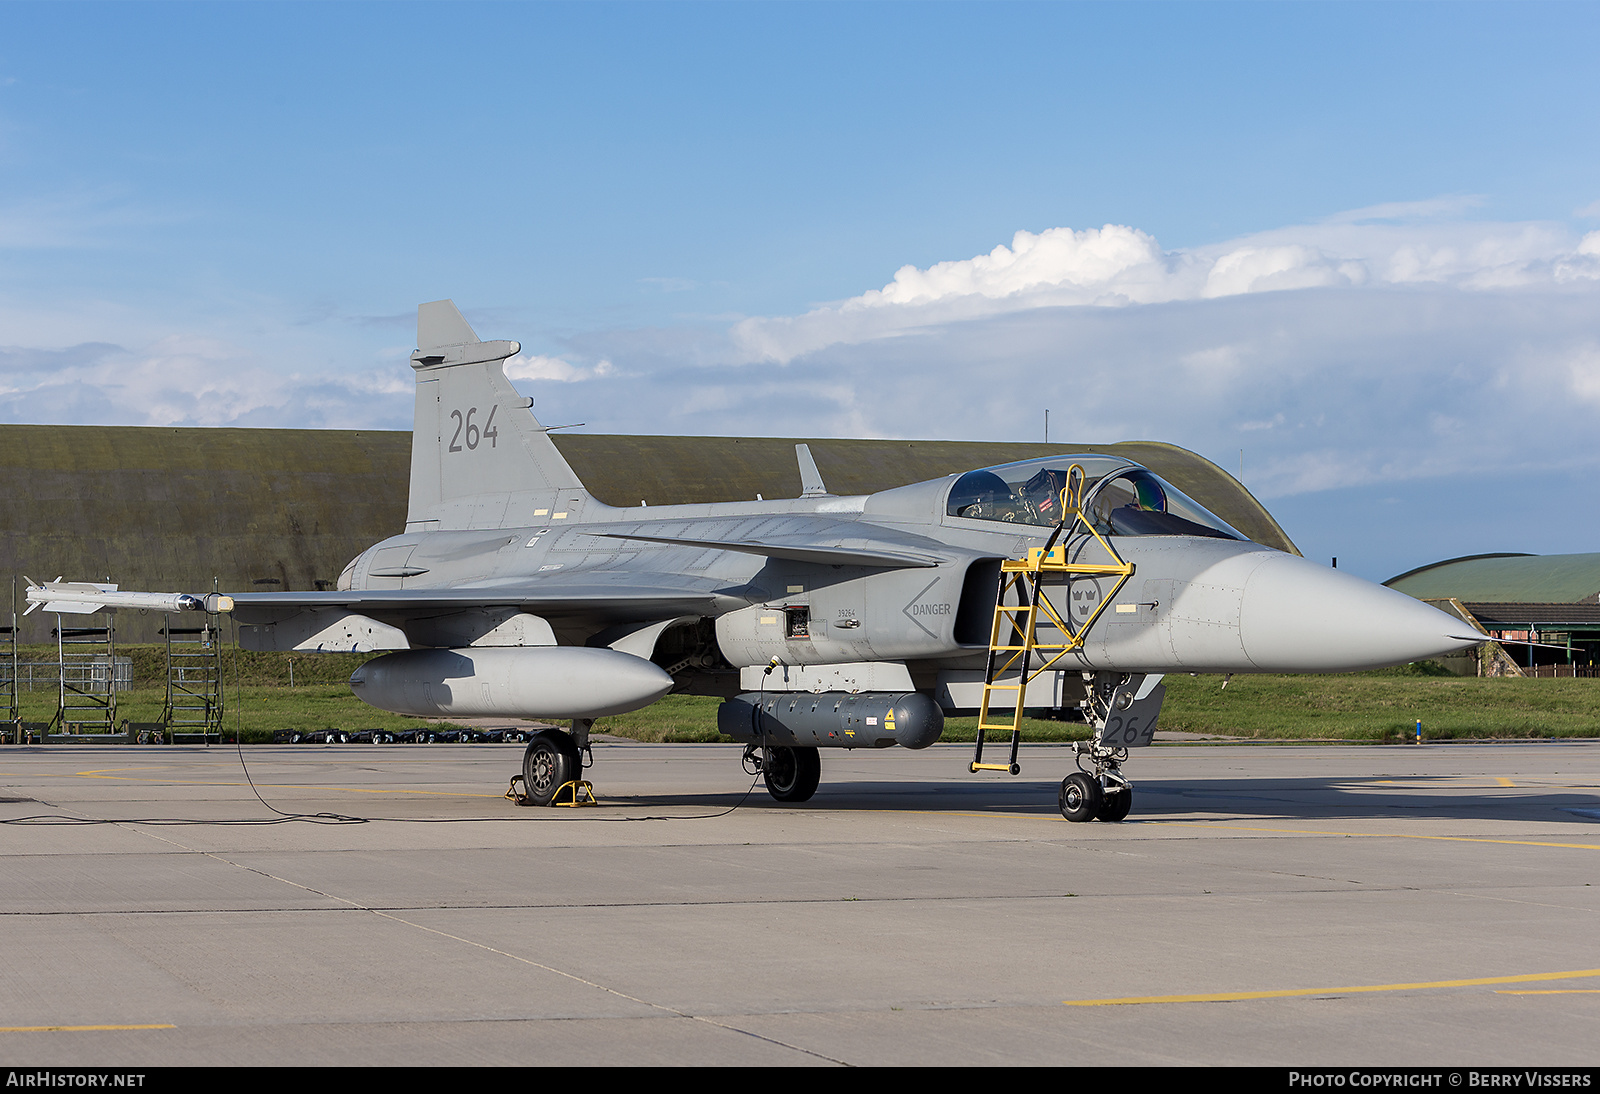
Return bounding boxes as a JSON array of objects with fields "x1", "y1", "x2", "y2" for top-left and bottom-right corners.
[{"x1": 448, "y1": 406, "x2": 499, "y2": 452}]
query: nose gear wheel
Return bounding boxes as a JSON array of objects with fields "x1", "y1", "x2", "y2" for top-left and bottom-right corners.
[{"x1": 1060, "y1": 740, "x2": 1133, "y2": 823}]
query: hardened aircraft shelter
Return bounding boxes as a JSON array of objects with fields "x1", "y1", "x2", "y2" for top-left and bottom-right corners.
[{"x1": 0, "y1": 424, "x2": 1293, "y2": 644}]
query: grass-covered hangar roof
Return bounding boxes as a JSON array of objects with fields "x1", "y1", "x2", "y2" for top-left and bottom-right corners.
[{"x1": 0, "y1": 425, "x2": 1295, "y2": 641}]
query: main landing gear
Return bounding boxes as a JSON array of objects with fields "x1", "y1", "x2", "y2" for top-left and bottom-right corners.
[
  {"x1": 742, "y1": 743, "x2": 820, "y2": 803},
  {"x1": 511, "y1": 721, "x2": 594, "y2": 807},
  {"x1": 511, "y1": 721, "x2": 824, "y2": 808},
  {"x1": 1058, "y1": 740, "x2": 1132, "y2": 823}
]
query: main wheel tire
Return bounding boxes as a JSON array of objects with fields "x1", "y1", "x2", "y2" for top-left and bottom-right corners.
[
  {"x1": 1096, "y1": 786, "x2": 1132, "y2": 822},
  {"x1": 1059, "y1": 771, "x2": 1102, "y2": 822},
  {"x1": 763, "y1": 745, "x2": 821, "y2": 803},
  {"x1": 522, "y1": 730, "x2": 579, "y2": 807}
]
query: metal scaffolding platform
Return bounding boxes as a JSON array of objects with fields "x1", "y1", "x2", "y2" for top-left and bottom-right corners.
[
  {"x1": 2, "y1": 581, "x2": 17, "y2": 744},
  {"x1": 51, "y1": 618, "x2": 119, "y2": 738},
  {"x1": 161, "y1": 620, "x2": 224, "y2": 742}
]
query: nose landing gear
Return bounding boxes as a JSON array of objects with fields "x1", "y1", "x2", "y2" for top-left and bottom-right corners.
[{"x1": 1059, "y1": 740, "x2": 1133, "y2": 823}]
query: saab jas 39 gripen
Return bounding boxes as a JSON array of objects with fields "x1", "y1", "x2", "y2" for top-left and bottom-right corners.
[{"x1": 28, "y1": 301, "x2": 1489, "y2": 821}]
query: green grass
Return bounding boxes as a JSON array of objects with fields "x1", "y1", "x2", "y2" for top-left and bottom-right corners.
[
  {"x1": 8, "y1": 646, "x2": 1598, "y2": 743},
  {"x1": 600, "y1": 696, "x2": 730, "y2": 742},
  {"x1": 604, "y1": 666, "x2": 1600, "y2": 744},
  {"x1": 9, "y1": 646, "x2": 456, "y2": 743},
  {"x1": 557, "y1": 665, "x2": 1600, "y2": 744},
  {"x1": 1155, "y1": 666, "x2": 1600, "y2": 741},
  {"x1": 15, "y1": 685, "x2": 470, "y2": 744}
]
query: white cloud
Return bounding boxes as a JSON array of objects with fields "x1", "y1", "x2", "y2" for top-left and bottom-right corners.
[
  {"x1": 554, "y1": 238, "x2": 1600, "y2": 510},
  {"x1": 732, "y1": 210, "x2": 1600, "y2": 365},
  {"x1": 504, "y1": 354, "x2": 616, "y2": 383},
  {"x1": 732, "y1": 225, "x2": 1201, "y2": 362},
  {"x1": 5, "y1": 200, "x2": 1600, "y2": 537},
  {"x1": 1237, "y1": 413, "x2": 1286, "y2": 433},
  {"x1": 864, "y1": 225, "x2": 1178, "y2": 306},
  {"x1": 0, "y1": 334, "x2": 412, "y2": 429},
  {"x1": 1559, "y1": 343, "x2": 1600, "y2": 407},
  {"x1": 1321, "y1": 195, "x2": 1487, "y2": 224},
  {"x1": 1201, "y1": 243, "x2": 1358, "y2": 297}
]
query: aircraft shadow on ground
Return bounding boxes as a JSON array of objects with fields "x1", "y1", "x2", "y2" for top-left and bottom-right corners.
[{"x1": 594, "y1": 776, "x2": 1600, "y2": 825}]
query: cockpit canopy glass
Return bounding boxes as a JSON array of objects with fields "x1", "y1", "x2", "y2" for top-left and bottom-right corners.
[
  {"x1": 1086, "y1": 468, "x2": 1244, "y2": 540},
  {"x1": 946, "y1": 456, "x2": 1129, "y2": 527},
  {"x1": 945, "y1": 456, "x2": 1245, "y2": 541}
]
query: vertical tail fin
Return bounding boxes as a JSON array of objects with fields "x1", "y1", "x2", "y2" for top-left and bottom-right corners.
[{"x1": 406, "y1": 300, "x2": 590, "y2": 531}]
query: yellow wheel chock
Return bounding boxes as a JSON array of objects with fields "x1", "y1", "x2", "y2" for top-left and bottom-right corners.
[
  {"x1": 506, "y1": 774, "x2": 599, "y2": 807},
  {"x1": 550, "y1": 779, "x2": 597, "y2": 806}
]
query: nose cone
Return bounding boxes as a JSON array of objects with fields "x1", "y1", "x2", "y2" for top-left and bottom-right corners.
[{"x1": 1240, "y1": 553, "x2": 1482, "y2": 672}]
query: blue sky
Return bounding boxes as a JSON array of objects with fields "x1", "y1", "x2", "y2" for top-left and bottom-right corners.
[{"x1": 3, "y1": 2, "x2": 1599, "y2": 582}]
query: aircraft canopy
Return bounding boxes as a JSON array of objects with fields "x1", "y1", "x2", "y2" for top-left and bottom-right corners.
[{"x1": 945, "y1": 455, "x2": 1246, "y2": 541}]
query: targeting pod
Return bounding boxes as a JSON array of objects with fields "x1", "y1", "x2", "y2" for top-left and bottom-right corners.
[{"x1": 718, "y1": 691, "x2": 944, "y2": 750}]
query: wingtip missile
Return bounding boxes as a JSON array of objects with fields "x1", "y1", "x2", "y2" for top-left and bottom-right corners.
[{"x1": 23, "y1": 580, "x2": 228, "y2": 616}]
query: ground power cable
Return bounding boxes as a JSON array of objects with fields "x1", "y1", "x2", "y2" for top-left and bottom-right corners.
[
  {"x1": 4, "y1": 618, "x2": 777, "y2": 827},
  {"x1": 224, "y1": 612, "x2": 367, "y2": 824},
  {"x1": 195, "y1": 613, "x2": 767, "y2": 825}
]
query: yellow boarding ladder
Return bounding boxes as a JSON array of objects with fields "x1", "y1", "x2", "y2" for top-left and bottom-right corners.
[{"x1": 970, "y1": 465, "x2": 1136, "y2": 775}]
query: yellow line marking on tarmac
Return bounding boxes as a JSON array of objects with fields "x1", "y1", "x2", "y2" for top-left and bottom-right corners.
[
  {"x1": 0, "y1": 1023, "x2": 175, "y2": 1033},
  {"x1": 60, "y1": 768, "x2": 502, "y2": 798},
  {"x1": 1373, "y1": 777, "x2": 1519, "y2": 787},
  {"x1": 1151, "y1": 821, "x2": 1600, "y2": 851},
  {"x1": 1065, "y1": 968, "x2": 1600, "y2": 1006},
  {"x1": 1495, "y1": 989, "x2": 1600, "y2": 995},
  {"x1": 74, "y1": 767, "x2": 245, "y2": 781},
  {"x1": 1368, "y1": 777, "x2": 1597, "y2": 791}
]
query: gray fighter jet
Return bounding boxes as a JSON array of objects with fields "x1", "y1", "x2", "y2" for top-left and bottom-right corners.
[{"x1": 28, "y1": 301, "x2": 1487, "y2": 820}]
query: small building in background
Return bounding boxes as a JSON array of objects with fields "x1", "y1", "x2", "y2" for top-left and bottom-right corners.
[{"x1": 1385, "y1": 553, "x2": 1600, "y2": 677}]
